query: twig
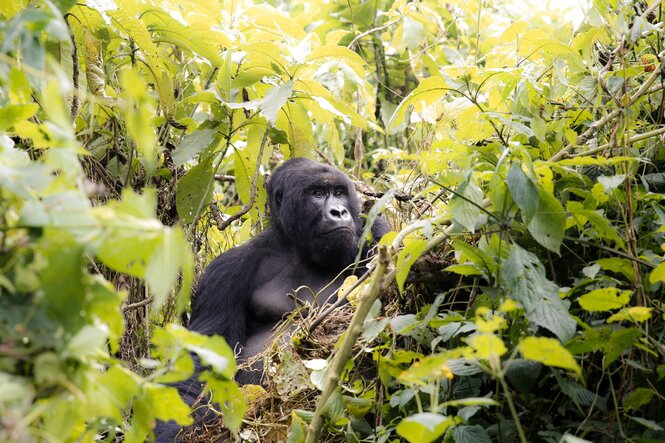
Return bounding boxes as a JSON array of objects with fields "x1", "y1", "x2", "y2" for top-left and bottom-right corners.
[
  {"x1": 214, "y1": 126, "x2": 270, "y2": 232},
  {"x1": 571, "y1": 125, "x2": 665, "y2": 157},
  {"x1": 563, "y1": 236, "x2": 656, "y2": 269},
  {"x1": 122, "y1": 296, "x2": 153, "y2": 311},
  {"x1": 305, "y1": 246, "x2": 390, "y2": 443},
  {"x1": 347, "y1": 16, "x2": 403, "y2": 49},
  {"x1": 307, "y1": 268, "x2": 373, "y2": 333},
  {"x1": 305, "y1": 222, "x2": 453, "y2": 442},
  {"x1": 551, "y1": 50, "x2": 665, "y2": 162},
  {"x1": 214, "y1": 174, "x2": 235, "y2": 182},
  {"x1": 64, "y1": 14, "x2": 79, "y2": 119}
]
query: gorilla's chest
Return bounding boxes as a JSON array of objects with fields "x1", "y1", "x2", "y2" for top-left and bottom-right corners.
[{"x1": 249, "y1": 257, "x2": 342, "y2": 322}]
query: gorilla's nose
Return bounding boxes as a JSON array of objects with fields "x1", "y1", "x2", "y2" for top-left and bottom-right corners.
[{"x1": 329, "y1": 205, "x2": 351, "y2": 221}]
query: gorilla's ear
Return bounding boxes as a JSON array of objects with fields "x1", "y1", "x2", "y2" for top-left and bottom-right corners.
[{"x1": 274, "y1": 190, "x2": 283, "y2": 208}]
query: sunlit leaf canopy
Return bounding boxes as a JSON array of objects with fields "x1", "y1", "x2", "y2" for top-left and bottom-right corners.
[{"x1": 1, "y1": 0, "x2": 665, "y2": 441}]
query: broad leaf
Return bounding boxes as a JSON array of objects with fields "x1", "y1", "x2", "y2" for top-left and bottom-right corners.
[
  {"x1": 503, "y1": 244, "x2": 576, "y2": 340},
  {"x1": 396, "y1": 413, "x2": 454, "y2": 443},
  {"x1": 520, "y1": 337, "x2": 581, "y2": 376},
  {"x1": 578, "y1": 287, "x2": 632, "y2": 312},
  {"x1": 175, "y1": 157, "x2": 214, "y2": 223},
  {"x1": 507, "y1": 162, "x2": 538, "y2": 222},
  {"x1": 527, "y1": 188, "x2": 565, "y2": 253}
]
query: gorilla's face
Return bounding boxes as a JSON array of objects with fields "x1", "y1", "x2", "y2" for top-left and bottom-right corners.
[{"x1": 267, "y1": 158, "x2": 362, "y2": 270}]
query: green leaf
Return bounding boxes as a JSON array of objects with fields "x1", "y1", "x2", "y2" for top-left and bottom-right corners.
[
  {"x1": 276, "y1": 102, "x2": 315, "y2": 158},
  {"x1": 567, "y1": 202, "x2": 626, "y2": 250},
  {"x1": 96, "y1": 191, "x2": 163, "y2": 278},
  {"x1": 465, "y1": 332, "x2": 507, "y2": 359},
  {"x1": 203, "y1": 375, "x2": 247, "y2": 434},
  {"x1": 387, "y1": 76, "x2": 448, "y2": 132},
  {"x1": 175, "y1": 156, "x2": 214, "y2": 223},
  {"x1": 526, "y1": 188, "x2": 565, "y2": 253},
  {"x1": 519, "y1": 337, "x2": 581, "y2": 376},
  {"x1": 452, "y1": 425, "x2": 492, "y2": 443},
  {"x1": 595, "y1": 258, "x2": 636, "y2": 282},
  {"x1": 623, "y1": 388, "x2": 655, "y2": 411},
  {"x1": 449, "y1": 176, "x2": 485, "y2": 232},
  {"x1": 396, "y1": 413, "x2": 454, "y2": 443},
  {"x1": 444, "y1": 263, "x2": 484, "y2": 276},
  {"x1": 261, "y1": 80, "x2": 294, "y2": 124},
  {"x1": 650, "y1": 261, "x2": 665, "y2": 283},
  {"x1": 401, "y1": 17, "x2": 425, "y2": 51},
  {"x1": 604, "y1": 328, "x2": 642, "y2": 364},
  {"x1": 173, "y1": 127, "x2": 220, "y2": 167},
  {"x1": 628, "y1": 416, "x2": 664, "y2": 431},
  {"x1": 452, "y1": 240, "x2": 495, "y2": 275},
  {"x1": 578, "y1": 287, "x2": 632, "y2": 312},
  {"x1": 66, "y1": 324, "x2": 108, "y2": 357},
  {"x1": 506, "y1": 162, "x2": 538, "y2": 222},
  {"x1": 167, "y1": 325, "x2": 237, "y2": 379},
  {"x1": 396, "y1": 239, "x2": 428, "y2": 293},
  {"x1": 503, "y1": 244, "x2": 576, "y2": 341},
  {"x1": 144, "y1": 383, "x2": 193, "y2": 425},
  {"x1": 397, "y1": 353, "x2": 456, "y2": 386},
  {"x1": 145, "y1": 228, "x2": 191, "y2": 308},
  {"x1": 607, "y1": 307, "x2": 652, "y2": 323},
  {"x1": 441, "y1": 397, "x2": 499, "y2": 408}
]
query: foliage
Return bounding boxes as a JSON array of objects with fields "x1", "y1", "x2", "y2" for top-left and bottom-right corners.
[{"x1": 1, "y1": 0, "x2": 665, "y2": 442}]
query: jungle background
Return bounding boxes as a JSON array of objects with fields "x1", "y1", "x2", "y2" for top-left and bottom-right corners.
[{"x1": 1, "y1": 0, "x2": 665, "y2": 441}]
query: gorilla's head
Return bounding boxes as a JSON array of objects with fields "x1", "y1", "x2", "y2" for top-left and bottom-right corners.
[{"x1": 267, "y1": 158, "x2": 362, "y2": 270}]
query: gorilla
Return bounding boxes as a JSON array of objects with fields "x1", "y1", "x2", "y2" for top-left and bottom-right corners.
[{"x1": 154, "y1": 158, "x2": 390, "y2": 441}]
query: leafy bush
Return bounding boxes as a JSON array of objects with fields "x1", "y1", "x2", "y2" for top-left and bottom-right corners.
[{"x1": 1, "y1": 0, "x2": 664, "y2": 442}]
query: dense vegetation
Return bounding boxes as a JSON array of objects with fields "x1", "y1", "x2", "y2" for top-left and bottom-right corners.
[{"x1": 1, "y1": 0, "x2": 664, "y2": 441}]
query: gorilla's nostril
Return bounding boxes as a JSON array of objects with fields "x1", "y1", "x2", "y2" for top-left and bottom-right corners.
[{"x1": 330, "y1": 206, "x2": 349, "y2": 219}]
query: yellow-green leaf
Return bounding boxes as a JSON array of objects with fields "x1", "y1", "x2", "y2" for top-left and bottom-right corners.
[
  {"x1": 578, "y1": 287, "x2": 632, "y2": 312},
  {"x1": 465, "y1": 333, "x2": 507, "y2": 359},
  {"x1": 520, "y1": 337, "x2": 581, "y2": 376},
  {"x1": 607, "y1": 307, "x2": 652, "y2": 324},
  {"x1": 649, "y1": 261, "x2": 665, "y2": 283},
  {"x1": 387, "y1": 76, "x2": 448, "y2": 132}
]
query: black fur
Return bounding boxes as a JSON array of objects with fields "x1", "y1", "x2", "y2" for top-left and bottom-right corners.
[{"x1": 154, "y1": 158, "x2": 390, "y2": 441}]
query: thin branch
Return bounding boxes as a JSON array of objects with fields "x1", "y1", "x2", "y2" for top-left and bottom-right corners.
[
  {"x1": 214, "y1": 126, "x2": 270, "y2": 232},
  {"x1": 551, "y1": 50, "x2": 665, "y2": 162},
  {"x1": 347, "y1": 16, "x2": 402, "y2": 49},
  {"x1": 571, "y1": 125, "x2": 665, "y2": 157},
  {"x1": 305, "y1": 222, "x2": 453, "y2": 443},
  {"x1": 305, "y1": 247, "x2": 390, "y2": 443},
  {"x1": 563, "y1": 236, "x2": 656, "y2": 269},
  {"x1": 122, "y1": 297, "x2": 153, "y2": 312},
  {"x1": 214, "y1": 174, "x2": 236, "y2": 183},
  {"x1": 307, "y1": 268, "x2": 372, "y2": 333},
  {"x1": 64, "y1": 14, "x2": 80, "y2": 119}
]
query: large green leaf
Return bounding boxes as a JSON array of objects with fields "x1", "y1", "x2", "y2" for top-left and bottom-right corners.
[
  {"x1": 506, "y1": 162, "x2": 538, "y2": 222},
  {"x1": 520, "y1": 337, "x2": 581, "y2": 376},
  {"x1": 173, "y1": 127, "x2": 220, "y2": 167},
  {"x1": 449, "y1": 176, "x2": 485, "y2": 232},
  {"x1": 396, "y1": 413, "x2": 454, "y2": 443},
  {"x1": 175, "y1": 156, "x2": 214, "y2": 223},
  {"x1": 503, "y1": 244, "x2": 576, "y2": 340},
  {"x1": 396, "y1": 238, "x2": 428, "y2": 293},
  {"x1": 527, "y1": 188, "x2": 565, "y2": 253},
  {"x1": 578, "y1": 287, "x2": 632, "y2": 312},
  {"x1": 452, "y1": 425, "x2": 492, "y2": 443},
  {"x1": 387, "y1": 76, "x2": 448, "y2": 132}
]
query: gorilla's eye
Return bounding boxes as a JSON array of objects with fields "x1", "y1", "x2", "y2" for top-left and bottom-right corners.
[
  {"x1": 333, "y1": 188, "x2": 344, "y2": 197},
  {"x1": 312, "y1": 189, "x2": 325, "y2": 198}
]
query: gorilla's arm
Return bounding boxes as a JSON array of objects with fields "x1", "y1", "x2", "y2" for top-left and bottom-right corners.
[
  {"x1": 370, "y1": 215, "x2": 391, "y2": 241},
  {"x1": 188, "y1": 245, "x2": 257, "y2": 346},
  {"x1": 154, "y1": 245, "x2": 258, "y2": 442}
]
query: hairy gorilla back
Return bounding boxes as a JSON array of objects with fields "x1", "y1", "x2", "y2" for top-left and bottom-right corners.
[{"x1": 154, "y1": 158, "x2": 389, "y2": 441}]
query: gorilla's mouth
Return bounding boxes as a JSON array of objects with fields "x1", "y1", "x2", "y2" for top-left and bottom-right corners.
[{"x1": 322, "y1": 226, "x2": 355, "y2": 236}]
